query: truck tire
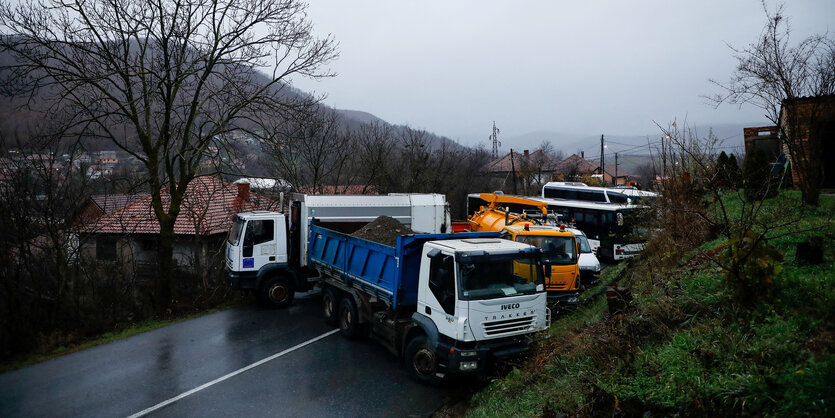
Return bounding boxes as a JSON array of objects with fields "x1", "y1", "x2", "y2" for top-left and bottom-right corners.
[
  {"x1": 322, "y1": 287, "x2": 339, "y2": 326},
  {"x1": 404, "y1": 335, "x2": 442, "y2": 385},
  {"x1": 338, "y1": 296, "x2": 363, "y2": 339},
  {"x1": 259, "y1": 275, "x2": 295, "y2": 308}
]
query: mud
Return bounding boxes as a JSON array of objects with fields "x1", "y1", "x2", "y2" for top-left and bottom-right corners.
[{"x1": 351, "y1": 216, "x2": 414, "y2": 246}]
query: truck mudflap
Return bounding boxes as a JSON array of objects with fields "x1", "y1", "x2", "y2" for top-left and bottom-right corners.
[{"x1": 439, "y1": 335, "x2": 536, "y2": 375}]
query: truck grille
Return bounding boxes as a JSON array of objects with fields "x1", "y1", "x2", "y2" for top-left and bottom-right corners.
[{"x1": 483, "y1": 316, "x2": 534, "y2": 336}]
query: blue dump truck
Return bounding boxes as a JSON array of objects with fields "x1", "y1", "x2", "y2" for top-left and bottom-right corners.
[
  {"x1": 309, "y1": 223, "x2": 550, "y2": 383},
  {"x1": 227, "y1": 205, "x2": 551, "y2": 383}
]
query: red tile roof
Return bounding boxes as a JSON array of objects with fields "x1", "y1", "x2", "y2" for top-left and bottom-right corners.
[
  {"x1": 554, "y1": 154, "x2": 598, "y2": 174},
  {"x1": 82, "y1": 177, "x2": 274, "y2": 236},
  {"x1": 91, "y1": 194, "x2": 148, "y2": 214}
]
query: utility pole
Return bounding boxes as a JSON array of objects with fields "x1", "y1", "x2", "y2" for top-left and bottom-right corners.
[
  {"x1": 615, "y1": 152, "x2": 619, "y2": 186},
  {"x1": 489, "y1": 121, "x2": 501, "y2": 159},
  {"x1": 510, "y1": 148, "x2": 518, "y2": 195},
  {"x1": 662, "y1": 134, "x2": 668, "y2": 181},
  {"x1": 600, "y1": 134, "x2": 605, "y2": 185}
]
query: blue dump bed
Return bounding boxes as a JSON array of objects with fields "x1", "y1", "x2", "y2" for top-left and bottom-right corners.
[{"x1": 308, "y1": 223, "x2": 500, "y2": 309}]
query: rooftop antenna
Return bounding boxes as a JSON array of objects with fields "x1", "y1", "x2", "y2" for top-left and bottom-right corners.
[{"x1": 489, "y1": 121, "x2": 501, "y2": 159}]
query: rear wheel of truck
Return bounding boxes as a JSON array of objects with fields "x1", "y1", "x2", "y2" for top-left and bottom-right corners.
[
  {"x1": 338, "y1": 296, "x2": 363, "y2": 339},
  {"x1": 322, "y1": 287, "x2": 339, "y2": 326},
  {"x1": 405, "y1": 335, "x2": 442, "y2": 385},
  {"x1": 259, "y1": 275, "x2": 295, "y2": 308}
]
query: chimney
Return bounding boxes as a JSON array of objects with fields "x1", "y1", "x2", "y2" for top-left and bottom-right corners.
[
  {"x1": 581, "y1": 151, "x2": 584, "y2": 159},
  {"x1": 524, "y1": 150, "x2": 529, "y2": 157},
  {"x1": 236, "y1": 181, "x2": 250, "y2": 201}
]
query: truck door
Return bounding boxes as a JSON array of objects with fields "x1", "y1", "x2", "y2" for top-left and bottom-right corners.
[
  {"x1": 240, "y1": 219, "x2": 278, "y2": 272},
  {"x1": 421, "y1": 251, "x2": 458, "y2": 338}
]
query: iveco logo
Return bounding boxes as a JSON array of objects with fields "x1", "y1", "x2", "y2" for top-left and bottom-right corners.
[{"x1": 501, "y1": 303, "x2": 520, "y2": 310}]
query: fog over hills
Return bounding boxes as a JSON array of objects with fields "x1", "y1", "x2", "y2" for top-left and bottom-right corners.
[
  {"x1": 497, "y1": 121, "x2": 766, "y2": 158},
  {"x1": 2, "y1": 45, "x2": 765, "y2": 163}
]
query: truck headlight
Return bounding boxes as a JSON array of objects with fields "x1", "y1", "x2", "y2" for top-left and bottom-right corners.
[
  {"x1": 460, "y1": 361, "x2": 478, "y2": 371},
  {"x1": 460, "y1": 350, "x2": 477, "y2": 357}
]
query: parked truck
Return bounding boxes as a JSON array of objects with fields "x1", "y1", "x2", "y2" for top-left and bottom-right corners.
[
  {"x1": 225, "y1": 194, "x2": 551, "y2": 382},
  {"x1": 468, "y1": 193, "x2": 582, "y2": 308},
  {"x1": 226, "y1": 193, "x2": 450, "y2": 307}
]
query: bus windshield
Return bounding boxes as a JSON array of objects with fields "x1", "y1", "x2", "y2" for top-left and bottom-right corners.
[
  {"x1": 457, "y1": 253, "x2": 544, "y2": 300},
  {"x1": 514, "y1": 235, "x2": 577, "y2": 265}
]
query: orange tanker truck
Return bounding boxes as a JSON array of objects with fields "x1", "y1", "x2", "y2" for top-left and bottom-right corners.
[{"x1": 468, "y1": 193, "x2": 581, "y2": 309}]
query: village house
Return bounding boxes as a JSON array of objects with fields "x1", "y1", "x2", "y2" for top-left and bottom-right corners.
[
  {"x1": 779, "y1": 95, "x2": 835, "y2": 189},
  {"x1": 77, "y1": 176, "x2": 274, "y2": 280},
  {"x1": 482, "y1": 149, "x2": 559, "y2": 194}
]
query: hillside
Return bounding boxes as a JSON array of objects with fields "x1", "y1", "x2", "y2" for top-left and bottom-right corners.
[
  {"x1": 0, "y1": 47, "x2": 462, "y2": 153},
  {"x1": 466, "y1": 190, "x2": 835, "y2": 416}
]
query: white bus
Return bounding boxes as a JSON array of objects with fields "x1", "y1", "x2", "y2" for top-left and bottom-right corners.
[{"x1": 541, "y1": 182, "x2": 657, "y2": 205}]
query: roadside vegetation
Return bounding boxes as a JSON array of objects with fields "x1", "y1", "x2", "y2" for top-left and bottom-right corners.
[{"x1": 467, "y1": 187, "x2": 834, "y2": 416}]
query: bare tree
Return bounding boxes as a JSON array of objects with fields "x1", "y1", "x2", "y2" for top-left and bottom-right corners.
[
  {"x1": 708, "y1": 2, "x2": 835, "y2": 206},
  {"x1": 265, "y1": 109, "x2": 353, "y2": 193},
  {"x1": 0, "y1": 0, "x2": 337, "y2": 309},
  {"x1": 351, "y1": 121, "x2": 396, "y2": 194}
]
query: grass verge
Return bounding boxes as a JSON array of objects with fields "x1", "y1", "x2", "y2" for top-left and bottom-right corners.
[{"x1": 467, "y1": 190, "x2": 835, "y2": 417}]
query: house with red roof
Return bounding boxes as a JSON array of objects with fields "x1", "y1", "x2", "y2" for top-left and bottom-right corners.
[{"x1": 78, "y1": 176, "x2": 275, "y2": 279}]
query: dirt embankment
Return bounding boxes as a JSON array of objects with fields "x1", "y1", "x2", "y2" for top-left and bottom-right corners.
[{"x1": 351, "y1": 216, "x2": 414, "y2": 246}]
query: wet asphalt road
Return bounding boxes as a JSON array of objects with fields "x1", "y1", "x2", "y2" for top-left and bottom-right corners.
[{"x1": 0, "y1": 292, "x2": 449, "y2": 417}]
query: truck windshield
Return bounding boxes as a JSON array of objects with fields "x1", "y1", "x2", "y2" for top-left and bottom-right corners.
[
  {"x1": 228, "y1": 217, "x2": 245, "y2": 245},
  {"x1": 458, "y1": 253, "x2": 544, "y2": 300},
  {"x1": 514, "y1": 235, "x2": 577, "y2": 265}
]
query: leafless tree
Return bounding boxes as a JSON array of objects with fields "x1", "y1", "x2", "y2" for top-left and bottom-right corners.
[
  {"x1": 0, "y1": 0, "x2": 338, "y2": 310},
  {"x1": 390, "y1": 127, "x2": 433, "y2": 193},
  {"x1": 265, "y1": 109, "x2": 353, "y2": 193},
  {"x1": 350, "y1": 121, "x2": 396, "y2": 194},
  {"x1": 708, "y1": 2, "x2": 835, "y2": 206}
]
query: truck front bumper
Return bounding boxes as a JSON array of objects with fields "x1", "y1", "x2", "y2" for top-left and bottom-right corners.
[
  {"x1": 440, "y1": 335, "x2": 534, "y2": 375},
  {"x1": 225, "y1": 269, "x2": 258, "y2": 290}
]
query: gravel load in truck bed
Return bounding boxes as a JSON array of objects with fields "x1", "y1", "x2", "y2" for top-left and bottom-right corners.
[{"x1": 351, "y1": 216, "x2": 415, "y2": 246}]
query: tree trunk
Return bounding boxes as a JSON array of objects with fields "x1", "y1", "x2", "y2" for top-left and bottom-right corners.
[
  {"x1": 156, "y1": 218, "x2": 176, "y2": 315},
  {"x1": 801, "y1": 176, "x2": 820, "y2": 206}
]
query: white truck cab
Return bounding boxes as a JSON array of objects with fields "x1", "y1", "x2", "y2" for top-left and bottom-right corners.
[{"x1": 416, "y1": 238, "x2": 549, "y2": 345}]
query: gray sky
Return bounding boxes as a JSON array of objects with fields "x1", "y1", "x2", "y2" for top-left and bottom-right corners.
[{"x1": 291, "y1": 1, "x2": 835, "y2": 146}]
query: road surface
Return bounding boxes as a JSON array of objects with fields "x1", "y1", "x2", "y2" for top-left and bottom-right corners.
[{"x1": 0, "y1": 292, "x2": 450, "y2": 417}]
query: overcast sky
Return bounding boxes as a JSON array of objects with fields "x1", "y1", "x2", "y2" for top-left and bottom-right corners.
[{"x1": 290, "y1": 1, "x2": 835, "y2": 146}]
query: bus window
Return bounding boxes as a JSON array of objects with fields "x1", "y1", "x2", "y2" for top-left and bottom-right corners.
[{"x1": 607, "y1": 192, "x2": 629, "y2": 204}]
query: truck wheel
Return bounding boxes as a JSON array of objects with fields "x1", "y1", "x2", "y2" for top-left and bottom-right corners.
[
  {"x1": 322, "y1": 287, "x2": 339, "y2": 326},
  {"x1": 338, "y1": 296, "x2": 363, "y2": 339},
  {"x1": 259, "y1": 276, "x2": 295, "y2": 308},
  {"x1": 405, "y1": 335, "x2": 442, "y2": 385}
]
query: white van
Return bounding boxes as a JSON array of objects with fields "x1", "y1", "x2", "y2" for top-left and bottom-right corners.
[{"x1": 567, "y1": 227, "x2": 601, "y2": 287}]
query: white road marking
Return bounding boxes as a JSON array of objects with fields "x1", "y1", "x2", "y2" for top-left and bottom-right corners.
[{"x1": 126, "y1": 328, "x2": 340, "y2": 418}]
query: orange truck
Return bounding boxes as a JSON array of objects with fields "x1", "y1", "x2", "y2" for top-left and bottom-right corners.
[{"x1": 468, "y1": 193, "x2": 581, "y2": 309}]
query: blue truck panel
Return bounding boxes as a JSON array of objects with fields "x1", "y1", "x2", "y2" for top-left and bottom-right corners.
[{"x1": 308, "y1": 222, "x2": 500, "y2": 309}]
